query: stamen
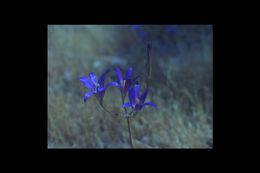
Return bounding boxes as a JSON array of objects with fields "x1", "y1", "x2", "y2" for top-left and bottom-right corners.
[
  {"x1": 135, "y1": 98, "x2": 140, "y2": 104},
  {"x1": 95, "y1": 82, "x2": 100, "y2": 87},
  {"x1": 121, "y1": 80, "x2": 126, "y2": 88}
]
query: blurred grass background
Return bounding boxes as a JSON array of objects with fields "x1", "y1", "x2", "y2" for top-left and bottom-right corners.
[{"x1": 48, "y1": 25, "x2": 212, "y2": 148}]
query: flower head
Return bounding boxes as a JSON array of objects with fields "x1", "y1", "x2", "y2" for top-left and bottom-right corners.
[
  {"x1": 114, "y1": 66, "x2": 133, "y2": 97},
  {"x1": 122, "y1": 83, "x2": 157, "y2": 113},
  {"x1": 80, "y1": 69, "x2": 114, "y2": 104}
]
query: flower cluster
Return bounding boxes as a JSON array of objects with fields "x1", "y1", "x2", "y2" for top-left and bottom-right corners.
[
  {"x1": 80, "y1": 43, "x2": 156, "y2": 148},
  {"x1": 80, "y1": 66, "x2": 157, "y2": 116}
]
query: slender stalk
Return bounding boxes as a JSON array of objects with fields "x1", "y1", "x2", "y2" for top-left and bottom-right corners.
[
  {"x1": 122, "y1": 95, "x2": 133, "y2": 148},
  {"x1": 100, "y1": 104, "x2": 118, "y2": 116},
  {"x1": 127, "y1": 117, "x2": 133, "y2": 148},
  {"x1": 97, "y1": 98, "x2": 120, "y2": 117}
]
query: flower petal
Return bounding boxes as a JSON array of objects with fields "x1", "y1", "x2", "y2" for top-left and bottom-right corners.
[
  {"x1": 128, "y1": 87, "x2": 135, "y2": 106},
  {"x1": 98, "y1": 69, "x2": 110, "y2": 87},
  {"x1": 140, "y1": 89, "x2": 148, "y2": 104},
  {"x1": 89, "y1": 72, "x2": 98, "y2": 85},
  {"x1": 142, "y1": 102, "x2": 157, "y2": 108},
  {"x1": 84, "y1": 91, "x2": 93, "y2": 102},
  {"x1": 105, "y1": 81, "x2": 120, "y2": 89},
  {"x1": 97, "y1": 87, "x2": 105, "y2": 92},
  {"x1": 115, "y1": 66, "x2": 123, "y2": 83},
  {"x1": 125, "y1": 67, "x2": 133, "y2": 80},
  {"x1": 122, "y1": 102, "x2": 132, "y2": 108},
  {"x1": 80, "y1": 76, "x2": 94, "y2": 89},
  {"x1": 134, "y1": 84, "x2": 140, "y2": 99},
  {"x1": 123, "y1": 79, "x2": 131, "y2": 93}
]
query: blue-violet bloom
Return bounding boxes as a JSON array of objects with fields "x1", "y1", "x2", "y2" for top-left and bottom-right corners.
[
  {"x1": 80, "y1": 69, "x2": 114, "y2": 104},
  {"x1": 122, "y1": 83, "x2": 157, "y2": 112},
  {"x1": 114, "y1": 66, "x2": 133, "y2": 97}
]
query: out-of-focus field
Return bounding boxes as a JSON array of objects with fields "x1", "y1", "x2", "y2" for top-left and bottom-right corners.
[{"x1": 48, "y1": 25, "x2": 212, "y2": 148}]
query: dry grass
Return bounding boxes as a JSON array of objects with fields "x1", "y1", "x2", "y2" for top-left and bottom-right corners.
[{"x1": 48, "y1": 25, "x2": 212, "y2": 148}]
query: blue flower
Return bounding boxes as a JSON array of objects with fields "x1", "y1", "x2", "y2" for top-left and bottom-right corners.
[
  {"x1": 114, "y1": 66, "x2": 133, "y2": 97},
  {"x1": 122, "y1": 83, "x2": 157, "y2": 112},
  {"x1": 80, "y1": 69, "x2": 114, "y2": 103}
]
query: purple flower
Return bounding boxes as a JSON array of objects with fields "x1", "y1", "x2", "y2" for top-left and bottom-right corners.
[
  {"x1": 114, "y1": 66, "x2": 133, "y2": 97},
  {"x1": 122, "y1": 83, "x2": 157, "y2": 112},
  {"x1": 80, "y1": 69, "x2": 114, "y2": 103}
]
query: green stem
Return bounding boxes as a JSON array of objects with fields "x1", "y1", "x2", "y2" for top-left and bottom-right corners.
[
  {"x1": 100, "y1": 104, "x2": 119, "y2": 116},
  {"x1": 127, "y1": 117, "x2": 133, "y2": 148},
  {"x1": 122, "y1": 95, "x2": 133, "y2": 148},
  {"x1": 122, "y1": 95, "x2": 127, "y2": 114},
  {"x1": 97, "y1": 98, "x2": 119, "y2": 117}
]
